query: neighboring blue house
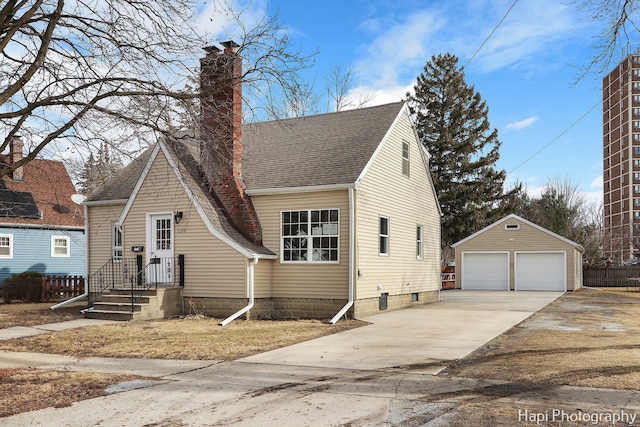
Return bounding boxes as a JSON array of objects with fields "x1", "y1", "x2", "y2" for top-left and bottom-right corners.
[{"x1": 0, "y1": 137, "x2": 85, "y2": 285}]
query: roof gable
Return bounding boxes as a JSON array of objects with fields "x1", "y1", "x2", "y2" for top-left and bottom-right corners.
[{"x1": 451, "y1": 213, "x2": 584, "y2": 251}]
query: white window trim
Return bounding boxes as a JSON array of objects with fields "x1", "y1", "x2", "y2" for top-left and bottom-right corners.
[
  {"x1": 280, "y1": 208, "x2": 340, "y2": 264},
  {"x1": 379, "y1": 216, "x2": 390, "y2": 256},
  {"x1": 112, "y1": 223, "x2": 123, "y2": 261},
  {"x1": 51, "y1": 235, "x2": 70, "y2": 257},
  {"x1": 0, "y1": 234, "x2": 13, "y2": 259},
  {"x1": 402, "y1": 140, "x2": 410, "y2": 177},
  {"x1": 416, "y1": 225, "x2": 424, "y2": 260}
]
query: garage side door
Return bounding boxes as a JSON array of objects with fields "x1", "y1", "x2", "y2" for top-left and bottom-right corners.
[
  {"x1": 461, "y1": 252, "x2": 509, "y2": 290},
  {"x1": 516, "y1": 252, "x2": 565, "y2": 291}
]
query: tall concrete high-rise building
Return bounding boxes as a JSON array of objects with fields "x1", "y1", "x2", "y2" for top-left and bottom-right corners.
[{"x1": 603, "y1": 54, "x2": 640, "y2": 263}]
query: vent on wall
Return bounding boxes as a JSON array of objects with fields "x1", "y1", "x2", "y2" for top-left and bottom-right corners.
[{"x1": 505, "y1": 224, "x2": 520, "y2": 230}]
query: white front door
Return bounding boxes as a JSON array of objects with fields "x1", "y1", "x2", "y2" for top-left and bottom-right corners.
[{"x1": 148, "y1": 213, "x2": 174, "y2": 283}]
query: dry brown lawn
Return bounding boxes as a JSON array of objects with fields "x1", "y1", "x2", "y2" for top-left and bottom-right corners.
[
  {"x1": 443, "y1": 288, "x2": 640, "y2": 391},
  {"x1": 0, "y1": 304, "x2": 364, "y2": 418}
]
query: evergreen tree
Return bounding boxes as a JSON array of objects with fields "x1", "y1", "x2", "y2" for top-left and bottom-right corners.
[
  {"x1": 78, "y1": 142, "x2": 123, "y2": 195},
  {"x1": 408, "y1": 53, "x2": 519, "y2": 256}
]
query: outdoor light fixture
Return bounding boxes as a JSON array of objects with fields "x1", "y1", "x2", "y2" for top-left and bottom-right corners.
[{"x1": 174, "y1": 211, "x2": 183, "y2": 224}]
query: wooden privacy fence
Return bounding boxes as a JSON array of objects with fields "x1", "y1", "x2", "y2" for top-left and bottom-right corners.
[
  {"x1": 583, "y1": 266, "x2": 640, "y2": 287},
  {"x1": 42, "y1": 275, "x2": 85, "y2": 301}
]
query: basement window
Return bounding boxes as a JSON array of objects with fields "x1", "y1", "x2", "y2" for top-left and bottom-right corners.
[{"x1": 505, "y1": 224, "x2": 520, "y2": 230}]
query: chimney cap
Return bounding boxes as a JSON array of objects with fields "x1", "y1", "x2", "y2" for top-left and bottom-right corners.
[
  {"x1": 203, "y1": 45, "x2": 222, "y2": 54},
  {"x1": 221, "y1": 40, "x2": 240, "y2": 51}
]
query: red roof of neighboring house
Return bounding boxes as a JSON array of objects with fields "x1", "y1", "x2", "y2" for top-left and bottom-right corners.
[{"x1": 0, "y1": 155, "x2": 84, "y2": 228}]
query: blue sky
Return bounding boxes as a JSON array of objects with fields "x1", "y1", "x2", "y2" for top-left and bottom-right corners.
[
  {"x1": 177, "y1": 0, "x2": 613, "y2": 206},
  {"x1": 217, "y1": 0, "x2": 606, "y2": 205}
]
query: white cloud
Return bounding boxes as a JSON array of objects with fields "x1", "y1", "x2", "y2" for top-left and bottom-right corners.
[
  {"x1": 506, "y1": 116, "x2": 539, "y2": 130},
  {"x1": 590, "y1": 175, "x2": 603, "y2": 189}
]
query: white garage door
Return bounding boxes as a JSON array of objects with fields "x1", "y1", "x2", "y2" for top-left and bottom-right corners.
[
  {"x1": 461, "y1": 252, "x2": 509, "y2": 290},
  {"x1": 516, "y1": 252, "x2": 565, "y2": 291}
]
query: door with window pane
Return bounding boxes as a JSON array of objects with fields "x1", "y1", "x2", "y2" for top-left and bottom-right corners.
[{"x1": 148, "y1": 214, "x2": 173, "y2": 283}]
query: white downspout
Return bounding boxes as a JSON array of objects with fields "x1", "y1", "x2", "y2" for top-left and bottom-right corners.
[
  {"x1": 330, "y1": 187, "x2": 355, "y2": 324},
  {"x1": 219, "y1": 257, "x2": 258, "y2": 326},
  {"x1": 50, "y1": 204, "x2": 90, "y2": 310}
]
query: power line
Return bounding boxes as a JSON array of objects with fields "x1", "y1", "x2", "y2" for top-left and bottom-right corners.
[
  {"x1": 507, "y1": 100, "x2": 601, "y2": 175},
  {"x1": 463, "y1": 0, "x2": 520, "y2": 69}
]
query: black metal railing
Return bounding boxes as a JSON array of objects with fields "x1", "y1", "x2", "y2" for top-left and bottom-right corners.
[{"x1": 88, "y1": 255, "x2": 184, "y2": 306}]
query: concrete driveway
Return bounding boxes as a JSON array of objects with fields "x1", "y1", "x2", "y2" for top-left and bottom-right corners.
[{"x1": 240, "y1": 290, "x2": 563, "y2": 373}]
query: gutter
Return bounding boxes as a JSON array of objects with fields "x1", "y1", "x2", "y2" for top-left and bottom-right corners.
[
  {"x1": 50, "y1": 203, "x2": 90, "y2": 310},
  {"x1": 219, "y1": 257, "x2": 258, "y2": 326},
  {"x1": 330, "y1": 186, "x2": 355, "y2": 324}
]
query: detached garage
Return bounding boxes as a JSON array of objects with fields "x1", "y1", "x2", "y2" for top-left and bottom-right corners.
[{"x1": 452, "y1": 214, "x2": 583, "y2": 291}]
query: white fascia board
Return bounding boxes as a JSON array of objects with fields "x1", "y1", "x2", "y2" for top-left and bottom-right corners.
[
  {"x1": 117, "y1": 144, "x2": 161, "y2": 225},
  {"x1": 246, "y1": 183, "x2": 353, "y2": 196},
  {"x1": 0, "y1": 223, "x2": 85, "y2": 232},
  {"x1": 155, "y1": 141, "x2": 268, "y2": 259}
]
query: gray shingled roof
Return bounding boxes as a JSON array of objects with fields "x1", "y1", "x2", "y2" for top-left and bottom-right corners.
[
  {"x1": 242, "y1": 102, "x2": 405, "y2": 191},
  {"x1": 85, "y1": 102, "x2": 405, "y2": 255},
  {"x1": 85, "y1": 148, "x2": 154, "y2": 202}
]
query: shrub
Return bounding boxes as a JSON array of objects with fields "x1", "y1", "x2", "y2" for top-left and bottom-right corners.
[{"x1": 2, "y1": 271, "x2": 43, "y2": 303}]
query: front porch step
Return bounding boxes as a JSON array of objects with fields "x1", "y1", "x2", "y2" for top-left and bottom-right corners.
[
  {"x1": 84, "y1": 309, "x2": 135, "y2": 321},
  {"x1": 91, "y1": 302, "x2": 146, "y2": 312},
  {"x1": 84, "y1": 287, "x2": 182, "y2": 321}
]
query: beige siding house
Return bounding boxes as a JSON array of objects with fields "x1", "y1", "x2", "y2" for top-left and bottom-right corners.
[
  {"x1": 84, "y1": 42, "x2": 441, "y2": 322},
  {"x1": 452, "y1": 214, "x2": 584, "y2": 292}
]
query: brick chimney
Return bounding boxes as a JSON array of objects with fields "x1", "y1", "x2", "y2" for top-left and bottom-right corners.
[
  {"x1": 199, "y1": 41, "x2": 262, "y2": 245},
  {"x1": 10, "y1": 136, "x2": 24, "y2": 182}
]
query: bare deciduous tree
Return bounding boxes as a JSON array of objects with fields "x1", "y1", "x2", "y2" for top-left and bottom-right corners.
[
  {"x1": 324, "y1": 64, "x2": 374, "y2": 112},
  {"x1": 575, "y1": 0, "x2": 640, "y2": 77},
  {"x1": 1, "y1": 0, "x2": 315, "y2": 176}
]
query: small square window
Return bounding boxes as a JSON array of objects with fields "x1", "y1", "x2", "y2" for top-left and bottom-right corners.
[{"x1": 51, "y1": 236, "x2": 70, "y2": 257}]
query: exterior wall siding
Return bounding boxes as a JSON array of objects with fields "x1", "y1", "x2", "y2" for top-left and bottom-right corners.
[
  {"x1": 117, "y1": 150, "x2": 249, "y2": 298},
  {"x1": 454, "y1": 218, "x2": 582, "y2": 291},
  {"x1": 355, "y1": 109, "x2": 441, "y2": 301},
  {"x1": 87, "y1": 203, "x2": 124, "y2": 274},
  {"x1": 251, "y1": 190, "x2": 350, "y2": 299},
  {"x1": 0, "y1": 226, "x2": 85, "y2": 283}
]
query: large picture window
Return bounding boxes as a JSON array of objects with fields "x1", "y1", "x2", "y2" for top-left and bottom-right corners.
[
  {"x1": 0, "y1": 234, "x2": 12, "y2": 258},
  {"x1": 282, "y1": 209, "x2": 339, "y2": 263}
]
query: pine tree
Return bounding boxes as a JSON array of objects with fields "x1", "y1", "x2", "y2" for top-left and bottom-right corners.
[
  {"x1": 408, "y1": 53, "x2": 519, "y2": 255},
  {"x1": 78, "y1": 142, "x2": 123, "y2": 195}
]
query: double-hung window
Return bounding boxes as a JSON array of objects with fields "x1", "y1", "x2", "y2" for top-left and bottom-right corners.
[
  {"x1": 0, "y1": 234, "x2": 13, "y2": 258},
  {"x1": 112, "y1": 224, "x2": 123, "y2": 261},
  {"x1": 282, "y1": 209, "x2": 339, "y2": 263},
  {"x1": 51, "y1": 236, "x2": 70, "y2": 257},
  {"x1": 416, "y1": 225, "x2": 423, "y2": 259},
  {"x1": 379, "y1": 216, "x2": 390, "y2": 256}
]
